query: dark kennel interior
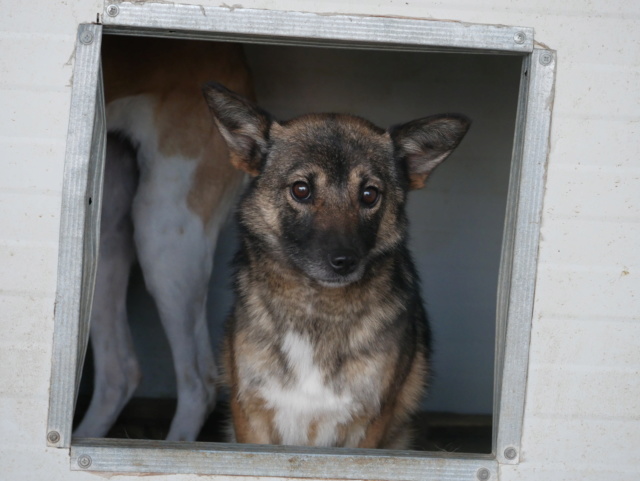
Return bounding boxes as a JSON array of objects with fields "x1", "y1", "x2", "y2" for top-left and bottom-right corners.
[{"x1": 76, "y1": 35, "x2": 522, "y2": 454}]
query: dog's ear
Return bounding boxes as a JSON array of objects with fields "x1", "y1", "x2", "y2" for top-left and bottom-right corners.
[
  {"x1": 203, "y1": 82, "x2": 274, "y2": 176},
  {"x1": 389, "y1": 114, "x2": 471, "y2": 189}
]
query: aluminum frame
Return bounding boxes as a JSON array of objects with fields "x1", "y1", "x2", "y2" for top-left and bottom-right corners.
[
  {"x1": 47, "y1": 22, "x2": 105, "y2": 450},
  {"x1": 100, "y1": 1, "x2": 534, "y2": 53},
  {"x1": 494, "y1": 49, "x2": 556, "y2": 465},
  {"x1": 47, "y1": 3, "x2": 556, "y2": 480}
]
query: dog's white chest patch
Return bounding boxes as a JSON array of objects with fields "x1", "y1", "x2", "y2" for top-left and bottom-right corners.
[{"x1": 260, "y1": 331, "x2": 362, "y2": 447}]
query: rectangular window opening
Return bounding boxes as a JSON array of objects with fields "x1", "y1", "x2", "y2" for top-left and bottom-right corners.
[{"x1": 48, "y1": 4, "x2": 555, "y2": 480}]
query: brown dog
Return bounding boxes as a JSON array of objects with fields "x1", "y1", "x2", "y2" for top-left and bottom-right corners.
[{"x1": 204, "y1": 83, "x2": 470, "y2": 449}]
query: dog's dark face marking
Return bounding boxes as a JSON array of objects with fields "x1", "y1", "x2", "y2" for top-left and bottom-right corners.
[{"x1": 203, "y1": 82, "x2": 470, "y2": 287}]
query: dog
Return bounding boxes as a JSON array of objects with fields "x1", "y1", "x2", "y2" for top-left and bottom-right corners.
[
  {"x1": 203, "y1": 83, "x2": 470, "y2": 449},
  {"x1": 73, "y1": 37, "x2": 253, "y2": 442}
]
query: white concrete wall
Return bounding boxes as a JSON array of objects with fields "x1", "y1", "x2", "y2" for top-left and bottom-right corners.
[{"x1": 1, "y1": 1, "x2": 638, "y2": 480}]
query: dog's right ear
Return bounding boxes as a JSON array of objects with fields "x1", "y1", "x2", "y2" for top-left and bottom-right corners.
[
  {"x1": 389, "y1": 114, "x2": 471, "y2": 189},
  {"x1": 203, "y1": 82, "x2": 274, "y2": 176}
]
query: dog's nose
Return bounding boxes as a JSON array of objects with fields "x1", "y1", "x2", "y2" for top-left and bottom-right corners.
[{"x1": 328, "y1": 250, "x2": 359, "y2": 275}]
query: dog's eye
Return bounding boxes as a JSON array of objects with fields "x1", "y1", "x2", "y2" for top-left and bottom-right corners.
[
  {"x1": 361, "y1": 186, "x2": 379, "y2": 207},
  {"x1": 291, "y1": 181, "x2": 311, "y2": 201}
]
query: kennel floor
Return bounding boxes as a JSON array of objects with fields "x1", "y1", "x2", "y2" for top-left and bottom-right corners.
[{"x1": 74, "y1": 396, "x2": 492, "y2": 454}]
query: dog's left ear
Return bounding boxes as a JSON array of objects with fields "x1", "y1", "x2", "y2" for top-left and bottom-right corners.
[
  {"x1": 203, "y1": 82, "x2": 274, "y2": 176},
  {"x1": 389, "y1": 114, "x2": 471, "y2": 189}
]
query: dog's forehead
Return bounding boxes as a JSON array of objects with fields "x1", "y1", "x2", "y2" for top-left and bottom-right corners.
[
  {"x1": 279, "y1": 115, "x2": 389, "y2": 150},
  {"x1": 282, "y1": 113, "x2": 384, "y2": 133},
  {"x1": 272, "y1": 114, "x2": 393, "y2": 175}
]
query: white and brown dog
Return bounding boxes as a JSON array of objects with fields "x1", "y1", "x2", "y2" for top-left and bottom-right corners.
[{"x1": 73, "y1": 36, "x2": 253, "y2": 441}]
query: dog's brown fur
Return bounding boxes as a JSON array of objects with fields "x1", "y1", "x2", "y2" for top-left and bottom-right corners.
[
  {"x1": 102, "y1": 36, "x2": 254, "y2": 225},
  {"x1": 203, "y1": 83, "x2": 470, "y2": 449}
]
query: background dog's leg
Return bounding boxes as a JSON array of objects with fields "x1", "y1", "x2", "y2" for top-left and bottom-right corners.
[
  {"x1": 74, "y1": 134, "x2": 140, "y2": 438},
  {"x1": 155, "y1": 289, "x2": 217, "y2": 442},
  {"x1": 131, "y1": 155, "x2": 222, "y2": 442}
]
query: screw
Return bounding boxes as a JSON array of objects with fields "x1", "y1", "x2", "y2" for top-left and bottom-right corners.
[
  {"x1": 514, "y1": 31, "x2": 526, "y2": 44},
  {"x1": 79, "y1": 29, "x2": 94, "y2": 45},
  {"x1": 477, "y1": 467, "x2": 491, "y2": 481},
  {"x1": 106, "y1": 4, "x2": 120, "y2": 17},
  {"x1": 504, "y1": 446, "x2": 518, "y2": 460},
  {"x1": 77, "y1": 454, "x2": 92, "y2": 469},
  {"x1": 47, "y1": 431, "x2": 60, "y2": 444},
  {"x1": 540, "y1": 52, "x2": 554, "y2": 65}
]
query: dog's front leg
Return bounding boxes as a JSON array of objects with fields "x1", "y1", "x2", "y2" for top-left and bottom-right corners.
[
  {"x1": 356, "y1": 406, "x2": 397, "y2": 449},
  {"x1": 229, "y1": 395, "x2": 277, "y2": 445},
  {"x1": 359, "y1": 349, "x2": 428, "y2": 450},
  {"x1": 224, "y1": 344, "x2": 277, "y2": 445}
]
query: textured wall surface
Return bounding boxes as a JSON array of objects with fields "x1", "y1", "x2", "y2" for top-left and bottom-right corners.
[{"x1": 0, "y1": 1, "x2": 638, "y2": 480}]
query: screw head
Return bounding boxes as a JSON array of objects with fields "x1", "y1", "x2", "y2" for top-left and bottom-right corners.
[
  {"x1": 540, "y1": 52, "x2": 554, "y2": 65},
  {"x1": 504, "y1": 446, "x2": 518, "y2": 460},
  {"x1": 477, "y1": 467, "x2": 491, "y2": 481},
  {"x1": 47, "y1": 431, "x2": 60, "y2": 444},
  {"x1": 514, "y1": 31, "x2": 526, "y2": 44},
  {"x1": 79, "y1": 30, "x2": 94, "y2": 45},
  {"x1": 106, "y1": 4, "x2": 120, "y2": 17},
  {"x1": 77, "y1": 454, "x2": 92, "y2": 469}
]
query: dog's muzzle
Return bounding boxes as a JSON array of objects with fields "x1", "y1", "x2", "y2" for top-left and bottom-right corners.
[{"x1": 328, "y1": 249, "x2": 359, "y2": 276}]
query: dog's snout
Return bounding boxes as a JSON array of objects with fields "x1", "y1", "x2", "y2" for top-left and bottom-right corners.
[{"x1": 328, "y1": 250, "x2": 359, "y2": 275}]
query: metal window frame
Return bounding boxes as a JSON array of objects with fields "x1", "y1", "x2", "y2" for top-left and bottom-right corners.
[{"x1": 47, "y1": 3, "x2": 556, "y2": 480}]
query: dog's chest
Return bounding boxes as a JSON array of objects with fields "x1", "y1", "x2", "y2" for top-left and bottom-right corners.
[{"x1": 258, "y1": 331, "x2": 365, "y2": 447}]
